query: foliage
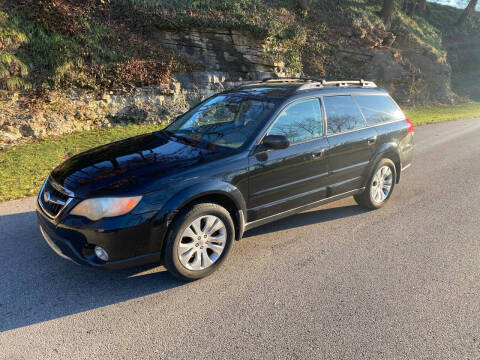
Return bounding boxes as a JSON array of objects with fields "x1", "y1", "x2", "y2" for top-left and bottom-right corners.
[
  {"x1": 0, "y1": 0, "x2": 191, "y2": 92},
  {"x1": 392, "y1": 8, "x2": 446, "y2": 59}
]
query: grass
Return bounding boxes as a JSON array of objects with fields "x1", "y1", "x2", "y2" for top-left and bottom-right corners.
[
  {"x1": 0, "y1": 123, "x2": 163, "y2": 202},
  {"x1": 405, "y1": 101, "x2": 480, "y2": 126},
  {"x1": 0, "y1": 1, "x2": 191, "y2": 92},
  {"x1": 1, "y1": 101, "x2": 479, "y2": 202}
]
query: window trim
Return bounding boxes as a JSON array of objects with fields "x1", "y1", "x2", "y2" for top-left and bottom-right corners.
[
  {"x1": 258, "y1": 96, "x2": 325, "y2": 148},
  {"x1": 322, "y1": 94, "x2": 368, "y2": 136}
]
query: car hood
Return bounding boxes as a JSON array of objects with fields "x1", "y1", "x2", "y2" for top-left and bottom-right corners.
[{"x1": 50, "y1": 131, "x2": 227, "y2": 198}]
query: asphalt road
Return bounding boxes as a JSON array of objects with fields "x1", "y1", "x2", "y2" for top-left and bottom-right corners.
[{"x1": 1, "y1": 118, "x2": 480, "y2": 359}]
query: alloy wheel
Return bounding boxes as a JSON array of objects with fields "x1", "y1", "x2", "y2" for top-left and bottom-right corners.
[
  {"x1": 371, "y1": 165, "x2": 393, "y2": 203},
  {"x1": 177, "y1": 215, "x2": 227, "y2": 271}
]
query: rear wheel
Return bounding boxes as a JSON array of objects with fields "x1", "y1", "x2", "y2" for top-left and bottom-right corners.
[
  {"x1": 163, "y1": 203, "x2": 234, "y2": 281},
  {"x1": 354, "y1": 159, "x2": 396, "y2": 210}
]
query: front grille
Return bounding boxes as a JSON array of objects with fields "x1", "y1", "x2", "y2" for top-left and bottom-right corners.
[{"x1": 39, "y1": 179, "x2": 71, "y2": 218}]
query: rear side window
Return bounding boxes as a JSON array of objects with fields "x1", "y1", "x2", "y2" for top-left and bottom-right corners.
[
  {"x1": 268, "y1": 98, "x2": 323, "y2": 144},
  {"x1": 324, "y1": 95, "x2": 366, "y2": 134},
  {"x1": 354, "y1": 95, "x2": 404, "y2": 125}
]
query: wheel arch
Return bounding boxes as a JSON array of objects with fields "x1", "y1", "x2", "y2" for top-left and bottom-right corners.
[
  {"x1": 155, "y1": 182, "x2": 246, "y2": 245},
  {"x1": 369, "y1": 142, "x2": 402, "y2": 184}
]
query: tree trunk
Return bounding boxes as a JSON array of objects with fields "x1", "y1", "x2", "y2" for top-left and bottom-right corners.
[
  {"x1": 404, "y1": 0, "x2": 427, "y2": 15},
  {"x1": 418, "y1": 0, "x2": 427, "y2": 12},
  {"x1": 456, "y1": 0, "x2": 478, "y2": 26},
  {"x1": 297, "y1": 0, "x2": 310, "y2": 11},
  {"x1": 381, "y1": 0, "x2": 395, "y2": 29},
  {"x1": 408, "y1": 0, "x2": 418, "y2": 16}
]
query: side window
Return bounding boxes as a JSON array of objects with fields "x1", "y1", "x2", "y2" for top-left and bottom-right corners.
[
  {"x1": 354, "y1": 95, "x2": 405, "y2": 125},
  {"x1": 268, "y1": 98, "x2": 323, "y2": 144},
  {"x1": 324, "y1": 95, "x2": 366, "y2": 135}
]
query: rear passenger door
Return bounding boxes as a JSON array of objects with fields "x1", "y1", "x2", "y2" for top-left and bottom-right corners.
[{"x1": 323, "y1": 95, "x2": 378, "y2": 195}]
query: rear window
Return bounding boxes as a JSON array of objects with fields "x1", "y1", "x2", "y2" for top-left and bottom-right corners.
[
  {"x1": 324, "y1": 95, "x2": 366, "y2": 134},
  {"x1": 354, "y1": 95, "x2": 404, "y2": 125}
]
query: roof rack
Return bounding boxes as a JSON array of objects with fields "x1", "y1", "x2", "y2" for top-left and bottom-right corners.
[
  {"x1": 237, "y1": 77, "x2": 377, "y2": 91},
  {"x1": 296, "y1": 78, "x2": 377, "y2": 91},
  {"x1": 261, "y1": 77, "x2": 313, "y2": 83}
]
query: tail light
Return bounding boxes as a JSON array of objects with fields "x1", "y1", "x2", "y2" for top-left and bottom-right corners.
[{"x1": 405, "y1": 118, "x2": 414, "y2": 133}]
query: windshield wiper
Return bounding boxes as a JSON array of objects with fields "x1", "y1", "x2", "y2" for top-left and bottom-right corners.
[
  {"x1": 201, "y1": 131, "x2": 224, "y2": 137},
  {"x1": 164, "y1": 130, "x2": 199, "y2": 145}
]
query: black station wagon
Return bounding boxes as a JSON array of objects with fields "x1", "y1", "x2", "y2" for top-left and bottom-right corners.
[{"x1": 37, "y1": 78, "x2": 414, "y2": 280}]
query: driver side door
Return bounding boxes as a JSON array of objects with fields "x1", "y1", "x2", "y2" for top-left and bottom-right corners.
[{"x1": 247, "y1": 97, "x2": 329, "y2": 222}]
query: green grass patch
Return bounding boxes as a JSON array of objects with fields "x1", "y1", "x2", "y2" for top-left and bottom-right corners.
[
  {"x1": 405, "y1": 101, "x2": 480, "y2": 126},
  {"x1": 0, "y1": 123, "x2": 163, "y2": 202}
]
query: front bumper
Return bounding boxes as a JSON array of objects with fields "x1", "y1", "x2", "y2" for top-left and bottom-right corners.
[{"x1": 36, "y1": 202, "x2": 165, "y2": 269}]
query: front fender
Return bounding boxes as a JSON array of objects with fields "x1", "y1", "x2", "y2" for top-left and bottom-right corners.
[{"x1": 152, "y1": 180, "x2": 247, "y2": 231}]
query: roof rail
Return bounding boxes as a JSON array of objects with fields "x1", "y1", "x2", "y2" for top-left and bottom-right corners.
[
  {"x1": 237, "y1": 77, "x2": 377, "y2": 91},
  {"x1": 297, "y1": 78, "x2": 377, "y2": 91},
  {"x1": 261, "y1": 77, "x2": 313, "y2": 83}
]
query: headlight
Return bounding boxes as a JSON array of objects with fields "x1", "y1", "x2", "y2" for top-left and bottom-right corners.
[{"x1": 70, "y1": 196, "x2": 142, "y2": 221}]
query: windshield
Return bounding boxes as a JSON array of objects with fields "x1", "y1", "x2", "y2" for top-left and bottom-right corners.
[{"x1": 165, "y1": 94, "x2": 279, "y2": 150}]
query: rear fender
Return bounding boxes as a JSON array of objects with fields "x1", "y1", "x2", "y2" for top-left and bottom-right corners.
[{"x1": 365, "y1": 142, "x2": 401, "y2": 186}]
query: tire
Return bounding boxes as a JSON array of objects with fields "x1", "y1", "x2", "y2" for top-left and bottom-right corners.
[
  {"x1": 354, "y1": 158, "x2": 396, "y2": 210},
  {"x1": 163, "y1": 203, "x2": 235, "y2": 281}
]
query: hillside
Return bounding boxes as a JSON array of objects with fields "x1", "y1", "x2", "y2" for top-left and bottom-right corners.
[{"x1": 0, "y1": 0, "x2": 479, "y2": 145}]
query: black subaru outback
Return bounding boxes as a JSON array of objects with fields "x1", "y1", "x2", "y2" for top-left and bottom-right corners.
[{"x1": 37, "y1": 78, "x2": 414, "y2": 280}]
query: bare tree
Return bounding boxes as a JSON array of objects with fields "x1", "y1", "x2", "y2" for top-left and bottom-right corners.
[
  {"x1": 419, "y1": 0, "x2": 427, "y2": 12},
  {"x1": 381, "y1": 0, "x2": 395, "y2": 29},
  {"x1": 456, "y1": 0, "x2": 478, "y2": 26},
  {"x1": 297, "y1": 0, "x2": 310, "y2": 11},
  {"x1": 403, "y1": 0, "x2": 427, "y2": 16}
]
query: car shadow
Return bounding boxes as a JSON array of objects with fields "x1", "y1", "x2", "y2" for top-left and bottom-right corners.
[
  {"x1": 0, "y1": 203, "x2": 368, "y2": 332},
  {"x1": 0, "y1": 210, "x2": 185, "y2": 333}
]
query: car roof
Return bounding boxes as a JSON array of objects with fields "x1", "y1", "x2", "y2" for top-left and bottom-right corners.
[{"x1": 224, "y1": 78, "x2": 389, "y2": 101}]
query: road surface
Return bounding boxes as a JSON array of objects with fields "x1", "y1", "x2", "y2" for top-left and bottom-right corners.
[{"x1": 1, "y1": 118, "x2": 480, "y2": 359}]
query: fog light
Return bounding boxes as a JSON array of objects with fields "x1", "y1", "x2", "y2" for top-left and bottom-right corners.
[{"x1": 94, "y1": 246, "x2": 109, "y2": 261}]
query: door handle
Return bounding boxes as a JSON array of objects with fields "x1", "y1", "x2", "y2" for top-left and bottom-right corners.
[
  {"x1": 311, "y1": 149, "x2": 325, "y2": 159},
  {"x1": 367, "y1": 136, "x2": 377, "y2": 145}
]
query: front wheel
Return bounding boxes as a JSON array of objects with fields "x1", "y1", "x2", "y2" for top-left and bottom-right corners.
[
  {"x1": 354, "y1": 159, "x2": 396, "y2": 210},
  {"x1": 163, "y1": 203, "x2": 234, "y2": 281}
]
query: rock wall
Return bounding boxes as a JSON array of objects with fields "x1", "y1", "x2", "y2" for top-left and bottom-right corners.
[
  {"x1": 0, "y1": 28, "x2": 289, "y2": 148},
  {"x1": 0, "y1": 72, "x2": 245, "y2": 147},
  {"x1": 323, "y1": 25, "x2": 456, "y2": 105},
  {"x1": 155, "y1": 29, "x2": 285, "y2": 78}
]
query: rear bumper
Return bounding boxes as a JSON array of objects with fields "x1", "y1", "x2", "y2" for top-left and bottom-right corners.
[{"x1": 36, "y1": 202, "x2": 165, "y2": 269}]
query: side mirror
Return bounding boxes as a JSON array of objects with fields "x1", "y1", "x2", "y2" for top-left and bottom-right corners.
[{"x1": 261, "y1": 134, "x2": 290, "y2": 150}]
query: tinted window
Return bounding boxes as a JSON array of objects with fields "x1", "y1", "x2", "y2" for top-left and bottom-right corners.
[
  {"x1": 354, "y1": 95, "x2": 404, "y2": 125},
  {"x1": 324, "y1": 96, "x2": 365, "y2": 134},
  {"x1": 268, "y1": 98, "x2": 323, "y2": 143}
]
